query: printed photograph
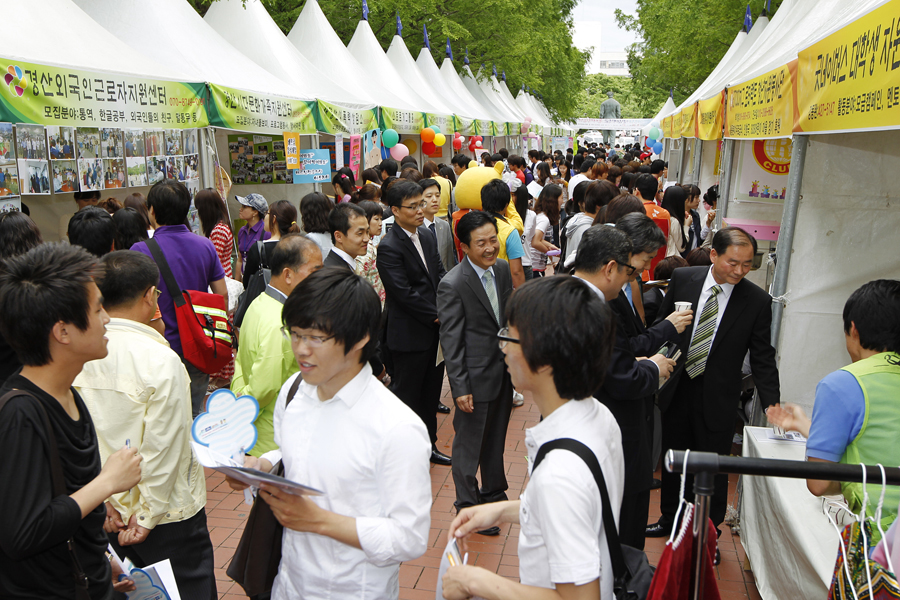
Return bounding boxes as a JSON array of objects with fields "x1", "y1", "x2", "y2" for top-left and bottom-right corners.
[
  {"x1": 165, "y1": 130, "x2": 182, "y2": 155},
  {"x1": 127, "y1": 157, "x2": 148, "y2": 187},
  {"x1": 184, "y1": 154, "x2": 199, "y2": 180},
  {"x1": 47, "y1": 126, "x2": 76, "y2": 160},
  {"x1": 0, "y1": 197, "x2": 21, "y2": 212},
  {"x1": 77, "y1": 157, "x2": 104, "y2": 191},
  {"x1": 145, "y1": 130, "x2": 165, "y2": 156},
  {"x1": 100, "y1": 128, "x2": 123, "y2": 159},
  {"x1": 77, "y1": 127, "x2": 101, "y2": 160},
  {"x1": 19, "y1": 159, "x2": 51, "y2": 194},
  {"x1": 124, "y1": 129, "x2": 145, "y2": 158},
  {"x1": 0, "y1": 163, "x2": 19, "y2": 197},
  {"x1": 16, "y1": 124, "x2": 46, "y2": 160},
  {"x1": 184, "y1": 129, "x2": 199, "y2": 155},
  {"x1": 146, "y1": 155, "x2": 166, "y2": 185},
  {"x1": 103, "y1": 158, "x2": 126, "y2": 189},
  {"x1": 52, "y1": 160, "x2": 78, "y2": 193}
]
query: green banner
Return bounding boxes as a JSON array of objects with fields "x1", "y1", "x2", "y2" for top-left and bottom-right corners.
[
  {"x1": 0, "y1": 56, "x2": 207, "y2": 128},
  {"x1": 315, "y1": 100, "x2": 378, "y2": 135},
  {"x1": 476, "y1": 119, "x2": 494, "y2": 137},
  {"x1": 379, "y1": 106, "x2": 425, "y2": 135},
  {"x1": 455, "y1": 115, "x2": 476, "y2": 136},
  {"x1": 425, "y1": 113, "x2": 454, "y2": 136},
  {"x1": 208, "y1": 83, "x2": 315, "y2": 135}
]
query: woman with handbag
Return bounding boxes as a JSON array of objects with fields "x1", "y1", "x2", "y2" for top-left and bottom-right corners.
[{"x1": 442, "y1": 276, "x2": 627, "y2": 600}]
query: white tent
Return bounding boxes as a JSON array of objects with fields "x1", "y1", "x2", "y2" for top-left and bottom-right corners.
[
  {"x1": 481, "y1": 74, "x2": 527, "y2": 123},
  {"x1": 386, "y1": 37, "x2": 459, "y2": 118},
  {"x1": 439, "y1": 58, "x2": 496, "y2": 125},
  {"x1": 203, "y1": 0, "x2": 374, "y2": 108},
  {"x1": 515, "y1": 91, "x2": 552, "y2": 128},
  {"x1": 286, "y1": 0, "x2": 415, "y2": 112},
  {"x1": 461, "y1": 66, "x2": 517, "y2": 127},
  {"x1": 73, "y1": 0, "x2": 310, "y2": 100},
  {"x1": 416, "y1": 48, "x2": 491, "y2": 128}
]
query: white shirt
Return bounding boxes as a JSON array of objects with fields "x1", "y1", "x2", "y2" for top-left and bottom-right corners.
[
  {"x1": 261, "y1": 365, "x2": 432, "y2": 599},
  {"x1": 306, "y1": 232, "x2": 334, "y2": 257},
  {"x1": 573, "y1": 274, "x2": 607, "y2": 303},
  {"x1": 520, "y1": 398, "x2": 624, "y2": 595},
  {"x1": 521, "y1": 210, "x2": 536, "y2": 268},
  {"x1": 687, "y1": 266, "x2": 735, "y2": 349},
  {"x1": 398, "y1": 225, "x2": 429, "y2": 272},
  {"x1": 331, "y1": 246, "x2": 358, "y2": 269},
  {"x1": 568, "y1": 173, "x2": 590, "y2": 200}
]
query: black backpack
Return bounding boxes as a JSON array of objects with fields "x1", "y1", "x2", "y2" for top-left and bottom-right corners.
[{"x1": 234, "y1": 241, "x2": 271, "y2": 328}]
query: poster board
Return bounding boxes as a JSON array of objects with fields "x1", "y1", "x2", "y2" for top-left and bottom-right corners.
[{"x1": 227, "y1": 134, "x2": 288, "y2": 185}]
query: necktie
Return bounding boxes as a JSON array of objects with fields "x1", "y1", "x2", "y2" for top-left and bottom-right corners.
[
  {"x1": 685, "y1": 285, "x2": 722, "y2": 378},
  {"x1": 429, "y1": 223, "x2": 436, "y2": 237},
  {"x1": 482, "y1": 271, "x2": 500, "y2": 323},
  {"x1": 410, "y1": 231, "x2": 428, "y2": 272}
]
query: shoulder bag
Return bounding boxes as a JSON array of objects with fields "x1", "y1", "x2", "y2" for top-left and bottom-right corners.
[
  {"x1": 234, "y1": 240, "x2": 272, "y2": 329},
  {"x1": 534, "y1": 438, "x2": 655, "y2": 600}
]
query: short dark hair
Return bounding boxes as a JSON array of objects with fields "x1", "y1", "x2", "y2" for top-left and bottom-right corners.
[
  {"x1": 634, "y1": 173, "x2": 658, "y2": 200},
  {"x1": 616, "y1": 213, "x2": 666, "y2": 254},
  {"x1": 327, "y1": 203, "x2": 367, "y2": 243},
  {"x1": 68, "y1": 206, "x2": 116, "y2": 257},
  {"x1": 282, "y1": 267, "x2": 380, "y2": 364},
  {"x1": 74, "y1": 190, "x2": 101, "y2": 202},
  {"x1": 498, "y1": 148, "x2": 509, "y2": 159},
  {"x1": 147, "y1": 179, "x2": 191, "y2": 226},
  {"x1": 506, "y1": 276, "x2": 614, "y2": 398},
  {"x1": 509, "y1": 155, "x2": 526, "y2": 169},
  {"x1": 113, "y1": 207, "x2": 149, "y2": 250},
  {"x1": 650, "y1": 159, "x2": 667, "y2": 175},
  {"x1": 269, "y1": 233, "x2": 320, "y2": 275},
  {"x1": 358, "y1": 200, "x2": 383, "y2": 223},
  {"x1": 602, "y1": 194, "x2": 645, "y2": 225},
  {"x1": 400, "y1": 156, "x2": 418, "y2": 169},
  {"x1": 299, "y1": 192, "x2": 334, "y2": 234},
  {"x1": 490, "y1": 153, "x2": 503, "y2": 165},
  {"x1": 584, "y1": 180, "x2": 620, "y2": 214},
  {"x1": 379, "y1": 158, "x2": 398, "y2": 176},
  {"x1": 653, "y1": 255, "x2": 688, "y2": 280},
  {"x1": 384, "y1": 179, "x2": 423, "y2": 209},
  {"x1": 481, "y1": 179, "x2": 511, "y2": 213},
  {"x1": 573, "y1": 225, "x2": 632, "y2": 274},
  {"x1": 0, "y1": 243, "x2": 102, "y2": 366},
  {"x1": 456, "y1": 210, "x2": 497, "y2": 246},
  {"x1": 419, "y1": 178, "x2": 439, "y2": 193},
  {"x1": 0, "y1": 211, "x2": 42, "y2": 259},
  {"x1": 685, "y1": 247, "x2": 712, "y2": 266},
  {"x1": 580, "y1": 159, "x2": 595, "y2": 174},
  {"x1": 712, "y1": 227, "x2": 758, "y2": 255},
  {"x1": 842, "y1": 279, "x2": 900, "y2": 353},
  {"x1": 399, "y1": 167, "x2": 423, "y2": 183},
  {"x1": 98, "y1": 251, "x2": 159, "y2": 310},
  {"x1": 451, "y1": 154, "x2": 470, "y2": 169}
]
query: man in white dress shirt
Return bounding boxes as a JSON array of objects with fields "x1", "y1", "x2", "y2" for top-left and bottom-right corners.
[{"x1": 226, "y1": 268, "x2": 432, "y2": 599}]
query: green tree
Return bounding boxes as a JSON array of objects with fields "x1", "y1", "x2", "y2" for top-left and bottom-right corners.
[
  {"x1": 615, "y1": 0, "x2": 784, "y2": 113},
  {"x1": 575, "y1": 73, "x2": 647, "y2": 119},
  {"x1": 188, "y1": 0, "x2": 587, "y2": 121}
]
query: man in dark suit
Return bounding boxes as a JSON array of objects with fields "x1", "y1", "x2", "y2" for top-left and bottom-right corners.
[
  {"x1": 572, "y1": 225, "x2": 677, "y2": 549},
  {"x1": 437, "y1": 211, "x2": 513, "y2": 532},
  {"x1": 377, "y1": 180, "x2": 451, "y2": 465},
  {"x1": 323, "y1": 203, "x2": 370, "y2": 270},
  {"x1": 647, "y1": 227, "x2": 780, "y2": 549}
]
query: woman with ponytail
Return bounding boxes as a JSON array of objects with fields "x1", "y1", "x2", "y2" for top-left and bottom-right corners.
[
  {"x1": 332, "y1": 168, "x2": 359, "y2": 203},
  {"x1": 243, "y1": 199, "x2": 301, "y2": 277}
]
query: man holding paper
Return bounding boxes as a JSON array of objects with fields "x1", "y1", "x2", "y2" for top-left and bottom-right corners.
[{"x1": 226, "y1": 268, "x2": 432, "y2": 599}]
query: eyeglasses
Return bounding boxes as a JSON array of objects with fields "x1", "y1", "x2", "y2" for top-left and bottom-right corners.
[
  {"x1": 401, "y1": 201, "x2": 427, "y2": 211},
  {"x1": 615, "y1": 260, "x2": 637, "y2": 276},
  {"x1": 146, "y1": 286, "x2": 162, "y2": 298},
  {"x1": 280, "y1": 327, "x2": 335, "y2": 347},
  {"x1": 497, "y1": 327, "x2": 520, "y2": 350}
]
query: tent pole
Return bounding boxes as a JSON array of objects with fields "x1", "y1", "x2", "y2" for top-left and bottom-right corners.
[
  {"x1": 679, "y1": 139, "x2": 691, "y2": 183},
  {"x1": 716, "y1": 139, "x2": 736, "y2": 228},
  {"x1": 312, "y1": 132, "x2": 321, "y2": 194},
  {"x1": 770, "y1": 134, "x2": 808, "y2": 349},
  {"x1": 692, "y1": 138, "x2": 703, "y2": 185}
]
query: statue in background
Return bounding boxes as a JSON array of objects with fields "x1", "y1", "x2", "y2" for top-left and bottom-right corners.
[{"x1": 600, "y1": 91, "x2": 621, "y2": 145}]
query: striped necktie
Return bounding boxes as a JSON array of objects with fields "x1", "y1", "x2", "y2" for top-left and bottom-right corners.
[
  {"x1": 482, "y1": 271, "x2": 500, "y2": 324},
  {"x1": 685, "y1": 285, "x2": 722, "y2": 379}
]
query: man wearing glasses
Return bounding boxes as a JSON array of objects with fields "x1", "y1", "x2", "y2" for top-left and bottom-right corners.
[
  {"x1": 437, "y1": 211, "x2": 514, "y2": 534},
  {"x1": 377, "y1": 179, "x2": 451, "y2": 465}
]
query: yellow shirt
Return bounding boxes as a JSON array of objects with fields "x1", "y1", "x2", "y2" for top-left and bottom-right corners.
[
  {"x1": 434, "y1": 175, "x2": 453, "y2": 219},
  {"x1": 75, "y1": 318, "x2": 205, "y2": 529}
]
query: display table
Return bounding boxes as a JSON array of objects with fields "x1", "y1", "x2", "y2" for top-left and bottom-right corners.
[{"x1": 740, "y1": 426, "x2": 840, "y2": 600}]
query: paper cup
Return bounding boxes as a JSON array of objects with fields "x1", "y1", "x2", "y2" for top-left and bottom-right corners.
[{"x1": 674, "y1": 301, "x2": 692, "y2": 312}]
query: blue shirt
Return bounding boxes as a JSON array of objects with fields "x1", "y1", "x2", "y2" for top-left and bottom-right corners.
[
  {"x1": 805, "y1": 369, "x2": 866, "y2": 462},
  {"x1": 504, "y1": 230, "x2": 525, "y2": 260}
]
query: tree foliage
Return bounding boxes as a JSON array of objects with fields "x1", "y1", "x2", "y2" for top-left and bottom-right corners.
[
  {"x1": 575, "y1": 73, "x2": 647, "y2": 119},
  {"x1": 188, "y1": 0, "x2": 588, "y2": 121},
  {"x1": 615, "y1": 0, "x2": 784, "y2": 113}
]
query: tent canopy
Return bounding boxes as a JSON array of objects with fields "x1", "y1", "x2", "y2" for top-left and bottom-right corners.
[
  {"x1": 385, "y1": 36, "x2": 459, "y2": 118},
  {"x1": 483, "y1": 74, "x2": 527, "y2": 123},
  {"x1": 439, "y1": 58, "x2": 495, "y2": 122},
  {"x1": 416, "y1": 48, "x2": 489, "y2": 122},
  {"x1": 203, "y1": 0, "x2": 374, "y2": 108},
  {"x1": 461, "y1": 66, "x2": 518, "y2": 126}
]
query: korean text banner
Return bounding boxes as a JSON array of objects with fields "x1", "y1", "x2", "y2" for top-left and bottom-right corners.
[
  {"x1": 697, "y1": 92, "x2": 725, "y2": 140},
  {"x1": 455, "y1": 115, "x2": 476, "y2": 136},
  {"x1": 796, "y1": 0, "x2": 900, "y2": 134},
  {"x1": 425, "y1": 113, "x2": 454, "y2": 136},
  {"x1": 208, "y1": 83, "x2": 315, "y2": 135},
  {"x1": 292, "y1": 148, "x2": 331, "y2": 183},
  {"x1": 0, "y1": 57, "x2": 207, "y2": 129},
  {"x1": 681, "y1": 104, "x2": 697, "y2": 138},
  {"x1": 669, "y1": 111, "x2": 682, "y2": 139},
  {"x1": 724, "y1": 60, "x2": 797, "y2": 139},
  {"x1": 315, "y1": 100, "x2": 378, "y2": 135},
  {"x1": 379, "y1": 106, "x2": 425, "y2": 135}
]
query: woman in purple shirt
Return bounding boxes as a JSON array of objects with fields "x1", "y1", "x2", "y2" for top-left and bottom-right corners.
[{"x1": 235, "y1": 193, "x2": 270, "y2": 281}]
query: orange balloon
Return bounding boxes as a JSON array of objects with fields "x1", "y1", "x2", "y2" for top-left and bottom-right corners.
[{"x1": 420, "y1": 128, "x2": 435, "y2": 143}]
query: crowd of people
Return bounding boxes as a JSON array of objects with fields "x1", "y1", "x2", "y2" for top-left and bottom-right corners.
[{"x1": 0, "y1": 139, "x2": 897, "y2": 600}]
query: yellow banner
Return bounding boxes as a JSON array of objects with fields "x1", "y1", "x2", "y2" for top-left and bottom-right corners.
[
  {"x1": 796, "y1": 0, "x2": 900, "y2": 133},
  {"x1": 725, "y1": 60, "x2": 797, "y2": 139},
  {"x1": 681, "y1": 104, "x2": 697, "y2": 138},
  {"x1": 661, "y1": 115, "x2": 671, "y2": 138},
  {"x1": 670, "y1": 110, "x2": 682, "y2": 139},
  {"x1": 697, "y1": 92, "x2": 725, "y2": 140}
]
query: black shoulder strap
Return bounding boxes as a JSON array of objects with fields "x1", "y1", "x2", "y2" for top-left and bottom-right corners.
[
  {"x1": 145, "y1": 238, "x2": 185, "y2": 307},
  {"x1": 533, "y1": 438, "x2": 627, "y2": 580},
  {"x1": 258, "y1": 240, "x2": 269, "y2": 270},
  {"x1": 285, "y1": 374, "x2": 303, "y2": 408}
]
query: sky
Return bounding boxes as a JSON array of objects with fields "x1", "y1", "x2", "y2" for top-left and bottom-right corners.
[{"x1": 570, "y1": 0, "x2": 639, "y2": 73}]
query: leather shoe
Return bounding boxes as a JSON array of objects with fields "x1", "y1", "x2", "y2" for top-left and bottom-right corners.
[
  {"x1": 475, "y1": 526, "x2": 501, "y2": 536},
  {"x1": 645, "y1": 520, "x2": 669, "y2": 538},
  {"x1": 430, "y1": 448, "x2": 452, "y2": 466},
  {"x1": 437, "y1": 402, "x2": 451, "y2": 414},
  {"x1": 650, "y1": 478, "x2": 662, "y2": 490}
]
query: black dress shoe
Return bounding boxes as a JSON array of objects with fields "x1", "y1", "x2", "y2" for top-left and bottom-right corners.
[
  {"x1": 645, "y1": 520, "x2": 669, "y2": 538},
  {"x1": 437, "y1": 402, "x2": 451, "y2": 414},
  {"x1": 650, "y1": 478, "x2": 662, "y2": 490},
  {"x1": 475, "y1": 526, "x2": 501, "y2": 536},
  {"x1": 430, "y1": 448, "x2": 452, "y2": 466}
]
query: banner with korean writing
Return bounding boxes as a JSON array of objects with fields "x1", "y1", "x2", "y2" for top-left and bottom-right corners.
[
  {"x1": 292, "y1": 148, "x2": 331, "y2": 184},
  {"x1": 425, "y1": 113, "x2": 454, "y2": 136},
  {"x1": 681, "y1": 104, "x2": 697, "y2": 138},
  {"x1": 669, "y1": 111, "x2": 682, "y2": 139},
  {"x1": 379, "y1": 106, "x2": 425, "y2": 135},
  {"x1": 315, "y1": 100, "x2": 378, "y2": 135},
  {"x1": 724, "y1": 60, "x2": 797, "y2": 139},
  {"x1": 209, "y1": 83, "x2": 315, "y2": 135},
  {"x1": 661, "y1": 115, "x2": 672, "y2": 138},
  {"x1": 796, "y1": 1, "x2": 900, "y2": 134},
  {"x1": 0, "y1": 57, "x2": 207, "y2": 129},
  {"x1": 348, "y1": 134, "x2": 361, "y2": 179},
  {"x1": 476, "y1": 119, "x2": 495, "y2": 137},
  {"x1": 283, "y1": 132, "x2": 300, "y2": 169},
  {"x1": 697, "y1": 92, "x2": 725, "y2": 140},
  {"x1": 455, "y1": 115, "x2": 476, "y2": 136}
]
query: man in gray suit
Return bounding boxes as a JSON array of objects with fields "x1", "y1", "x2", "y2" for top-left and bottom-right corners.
[
  {"x1": 421, "y1": 178, "x2": 458, "y2": 273},
  {"x1": 437, "y1": 210, "x2": 514, "y2": 536}
]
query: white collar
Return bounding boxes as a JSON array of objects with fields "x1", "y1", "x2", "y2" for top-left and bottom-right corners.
[
  {"x1": 702, "y1": 265, "x2": 735, "y2": 300},
  {"x1": 332, "y1": 246, "x2": 358, "y2": 268},
  {"x1": 106, "y1": 317, "x2": 170, "y2": 347},
  {"x1": 573, "y1": 274, "x2": 608, "y2": 302},
  {"x1": 466, "y1": 256, "x2": 495, "y2": 280},
  {"x1": 298, "y1": 362, "x2": 373, "y2": 408},
  {"x1": 423, "y1": 217, "x2": 434, "y2": 228},
  {"x1": 266, "y1": 284, "x2": 288, "y2": 300},
  {"x1": 527, "y1": 398, "x2": 594, "y2": 448}
]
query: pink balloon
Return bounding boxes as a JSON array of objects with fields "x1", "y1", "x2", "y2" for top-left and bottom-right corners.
[{"x1": 390, "y1": 144, "x2": 409, "y2": 160}]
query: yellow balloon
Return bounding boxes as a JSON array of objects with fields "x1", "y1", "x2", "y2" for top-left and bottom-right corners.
[
  {"x1": 402, "y1": 138, "x2": 417, "y2": 154},
  {"x1": 454, "y1": 166, "x2": 500, "y2": 210},
  {"x1": 433, "y1": 133, "x2": 447, "y2": 146}
]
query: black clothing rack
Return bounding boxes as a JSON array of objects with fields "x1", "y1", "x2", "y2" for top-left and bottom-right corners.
[{"x1": 664, "y1": 450, "x2": 900, "y2": 600}]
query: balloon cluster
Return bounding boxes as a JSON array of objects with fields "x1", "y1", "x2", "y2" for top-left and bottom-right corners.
[
  {"x1": 519, "y1": 117, "x2": 533, "y2": 134},
  {"x1": 382, "y1": 128, "x2": 408, "y2": 160},
  {"x1": 468, "y1": 135, "x2": 483, "y2": 152},
  {"x1": 419, "y1": 126, "x2": 446, "y2": 155},
  {"x1": 646, "y1": 121, "x2": 664, "y2": 155}
]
